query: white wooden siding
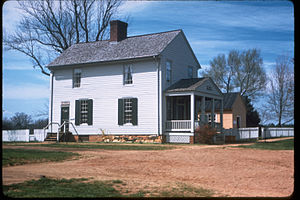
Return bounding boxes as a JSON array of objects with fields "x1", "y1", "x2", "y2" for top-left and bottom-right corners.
[
  {"x1": 160, "y1": 32, "x2": 201, "y2": 133},
  {"x1": 51, "y1": 59, "x2": 158, "y2": 135},
  {"x1": 195, "y1": 79, "x2": 222, "y2": 98},
  {"x1": 160, "y1": 32, "x2": 199, "y2": 91}
]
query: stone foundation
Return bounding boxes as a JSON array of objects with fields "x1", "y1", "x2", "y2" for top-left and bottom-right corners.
[{"x1": 73, "y1": 135, "x2": 163, "y2": 144}]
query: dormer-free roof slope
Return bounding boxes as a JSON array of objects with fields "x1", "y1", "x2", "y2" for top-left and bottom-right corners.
[{"x1": 48, "y1": 29, "x2": 181, "y2": 68}]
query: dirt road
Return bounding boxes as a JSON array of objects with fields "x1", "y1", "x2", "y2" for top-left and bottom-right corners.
[{"x1": 2, "y1": 142, "x2": 294, "y2": 197}]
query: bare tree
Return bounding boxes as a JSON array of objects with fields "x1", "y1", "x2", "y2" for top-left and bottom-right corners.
[
  {"x1": 202, "y1": 49, "x2": 267, "y2": 99},
  {"x1": 10, "y1": 112, "x2": 33, "y2": 129},
  {"x1": 201, "y1": 50, "x2": 237, "y2": 93},
  {"x1": 4, "y1": 0, "x2": 123, "y2": 76},
  {"x1": 234, "y1": 49, "x2": 267, "y2": 99},
  {"x1": 265, "y1": 55, "x2": 294, "y2": 126}
]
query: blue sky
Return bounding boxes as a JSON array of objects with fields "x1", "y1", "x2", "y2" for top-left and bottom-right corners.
[{"x1": 2, "y1": 0, "x2": 294, "y2": 120}]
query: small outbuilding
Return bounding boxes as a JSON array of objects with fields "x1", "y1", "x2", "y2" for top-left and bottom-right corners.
[{"x1": 204, "y1": 92, "x2": 247, "y2": 129}]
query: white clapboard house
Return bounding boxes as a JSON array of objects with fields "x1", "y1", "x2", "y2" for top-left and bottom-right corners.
[{"x1": 46, "y1": 20, "x2": 224, "y2": 143}]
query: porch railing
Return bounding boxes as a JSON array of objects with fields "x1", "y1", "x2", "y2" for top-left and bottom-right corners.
[
  {"x1": 166, "y1": 120, "x2": 221, "y2": 132},
  {"x1": 165, "y1": 120, "x2": 191, "y2": 131}
]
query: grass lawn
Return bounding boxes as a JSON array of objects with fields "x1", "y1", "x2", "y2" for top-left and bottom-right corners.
[
  {"x1": 3, "y1": 177, "x2": 215, "y2": 198},
  {"x1": 4, "y1": 142, "x2": 176, "y2": 151},
  {"x1": 3, "y1": 177, "x2": 122, "y2": 198},
  {"x1": 2, "y1": 148, "x2": 79, "y2": 167},
  {"x1": 234, "y1": 138, "x2": 294, "y2": 150}
]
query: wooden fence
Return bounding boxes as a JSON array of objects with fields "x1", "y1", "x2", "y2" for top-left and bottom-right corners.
[
  {"x1": 2, "y1": 129, "x2": 45, "y2": 142},
  {"x1": 262, "y1": 127, "x2": 294, "y2": 138},
  {"x1": 223, "y1": 127, "x2": 294, "y2": 142},
  {"x1": 224, "y1": 127, "x2": 259, "y2": 141}
]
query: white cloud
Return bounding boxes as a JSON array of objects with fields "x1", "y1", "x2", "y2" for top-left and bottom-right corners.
[
  {"x1": 2, "y1": 0, "x2": 26, "y2": 33},
  {"x1": 3, "y1": 64, "x2": 33, "y2": 70},
  {"x1": 118, "y1": 1, "x2": 155, "y2": 16},
  {"x1": 3, "y1": 83, "x2": 49, "y2": 100},
  {"x1": 194, "y1": 1, "x2": 294, "y2": 32}
]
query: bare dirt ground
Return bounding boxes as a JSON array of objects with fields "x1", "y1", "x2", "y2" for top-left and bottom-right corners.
[{"x1": 2, "y1": 138, "x2": 294, "y2": 197}]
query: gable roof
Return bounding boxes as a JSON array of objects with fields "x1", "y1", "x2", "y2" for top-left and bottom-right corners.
[
  {"x1": 47, "y1": 30, "x2": 182, "y2": 68},
  {"x1": 165, "y1": 78, "x2": 208, "y2": 92},
  {"x1": 165, "y1": 77, "x2": 222, "y2": 96}
]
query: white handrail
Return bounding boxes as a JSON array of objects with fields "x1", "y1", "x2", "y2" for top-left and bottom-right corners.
[
  {"x1": 43, "y1": 121, "x2": 79, "y2": 142},
  {"x1": 43, "y1": 122, "x2": 60, "y2": 140},
  {"x1": 58, "y1": 121, "x2": 79, "y2": 142}
]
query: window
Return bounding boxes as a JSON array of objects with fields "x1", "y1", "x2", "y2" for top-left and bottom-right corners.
[
  {"x1": 166, "y1": 61, "x2": 172, "y2": 82},
  {"x1": 118, "y1": 98, "x2": 138, "y2": 125},
  {"x1": 80, "y1": 99, "x2": 88, "y2": 124},
  {"x1": 188, "y1": 66, "x2": 193, "y2": 78},
  {"x1": 73, "y1": 69, "x2": 81, "y2": 88},
  {"x1": 75, "y1": 99, "x2": 93, "y2": 125},
  {"x1": 124, "y1": 99, "x2": 133, "y2": 124},
  {"x1": 208, "y1": 113, "x2": 217, "y2": 122},
  {"x1": 124, "y1": 65, "x2": 133, "y2": 85}
]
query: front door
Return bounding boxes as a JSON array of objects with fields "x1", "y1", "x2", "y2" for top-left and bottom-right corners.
[{"x1": 61, "y1": 106, "x2": 69, "y2": 132}]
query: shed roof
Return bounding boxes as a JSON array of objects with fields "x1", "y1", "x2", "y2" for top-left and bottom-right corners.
[{"x1": 48, "y1": 29, "x2": 182, "y2": 68}]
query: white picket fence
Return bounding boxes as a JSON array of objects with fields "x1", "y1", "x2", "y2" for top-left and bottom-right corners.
[
  {"x1": 224, "y1": 127, "x2": 294, "y2": 141},
  {"x1": 262, "y1": 127, "x2": 294, "y2": 138},
  {"x1": 2, "y1": 129, "x2": 46, "y2": 142},
  {"x1": 224, "y1": 127, "x2": 259, "y2": 141}
]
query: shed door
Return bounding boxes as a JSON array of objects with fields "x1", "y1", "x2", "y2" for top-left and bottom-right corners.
[{"x1": 236, "y1": 116, "x2": 241, "y2": 128}]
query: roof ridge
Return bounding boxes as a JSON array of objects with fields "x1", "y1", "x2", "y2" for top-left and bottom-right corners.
[
  {"x1": 127, "y1": 29, "x2": 182, "y2": 39},
  {"x1": 69, "y1": 29, "x2": 182, "y2": 46},
  {"x1": 189, "y1": 77, "x2": 208, "y2": 89}
]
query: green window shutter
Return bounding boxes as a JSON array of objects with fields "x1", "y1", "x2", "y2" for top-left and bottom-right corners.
[
  {"x1": 132, "y1": 98, "x2": 138, "y2": 125},
  {"x1": 75, "y1": 100, "x2": 81, "y2": 125},
  {"x1": 118, "y1": 99, "x2": 124, "y2": 125},
  {"x1": 87, "y1": 99, "x2": 93, "y2": 125}
]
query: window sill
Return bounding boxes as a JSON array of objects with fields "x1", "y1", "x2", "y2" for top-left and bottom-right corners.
[
  {"x1": 123, "y1": 123, "x2": 133, "y2": 126},
  {"x1": 123, "y1": 84, "x2": 134, "y2": 87}
]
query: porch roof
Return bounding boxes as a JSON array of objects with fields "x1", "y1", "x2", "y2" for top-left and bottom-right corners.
[{"x1": 165, "y1": 78, "x2": 207, "y2": 92}]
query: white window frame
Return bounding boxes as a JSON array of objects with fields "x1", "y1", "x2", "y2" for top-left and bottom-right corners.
[
  {"x1": 123, "y1": 64, "x2": 133, "y2": 85},
  {"x1": 166, "y1": 60, "x2": 172, "y2": 82},
  {"x1": 73, "y1": 69, "x2": 81, "y2": 88},
  {"x1": 80, "y1": 99, "x2": 88, "y2": 124},
  {"x1": 124, "y1": 98, "x2": 133, "y2": 124}
]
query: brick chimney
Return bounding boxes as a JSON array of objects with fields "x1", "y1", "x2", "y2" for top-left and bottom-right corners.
[{"x1": 110, "y1": 20, "x2": 128, "y2": 42}]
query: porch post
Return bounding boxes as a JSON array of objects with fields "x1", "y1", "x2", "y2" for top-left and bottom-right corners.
[
  {"x1": 220, "y1": 99, "x2": 223, "y2": 133},
  {"x1": 191, "y1": 93, "x2": 195, "y2": 133},
  {"x1": 211, "y1": 98, "x2": 215, "y2": 128},
  {"x1": 200, "y1": 96, "x2": 206, "y2": 125}
]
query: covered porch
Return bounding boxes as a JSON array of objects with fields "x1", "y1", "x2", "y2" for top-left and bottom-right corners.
[{"x1": 164, "y1": 78, "x2": 223, "y2": 134}]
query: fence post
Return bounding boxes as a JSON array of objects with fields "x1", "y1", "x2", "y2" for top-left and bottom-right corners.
[{"x1": 249, "y1": 129, "x2": 251, "y2": 140}]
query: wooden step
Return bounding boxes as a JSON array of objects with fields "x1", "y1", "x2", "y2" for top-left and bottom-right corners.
[
  {"x1": 45, "y1": 136, "x2": 57, "y2": 141},
  {"x1": 45, "y1": 132, "x2": 58, "y2": 141}
]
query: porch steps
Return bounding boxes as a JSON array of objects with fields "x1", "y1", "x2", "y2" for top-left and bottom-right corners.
[{"x1": 44, "y1": 133, "x2": 57, "y2": 142}]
